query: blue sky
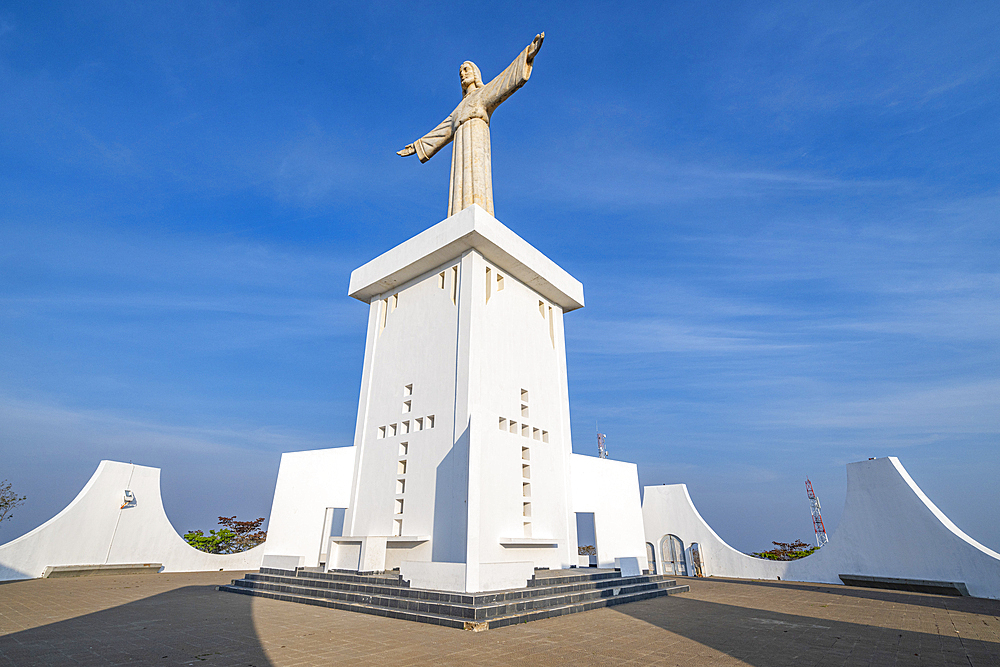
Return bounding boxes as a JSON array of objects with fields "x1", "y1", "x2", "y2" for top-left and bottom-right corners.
[{"x1": 1, "y1": 1, "x2": 997, "y2": 554}]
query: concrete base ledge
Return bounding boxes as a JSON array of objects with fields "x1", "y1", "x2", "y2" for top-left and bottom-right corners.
[
  {"x1": 42, "y1": 563, "x2": 164, "y2": 578},
  {"x1": 839, "y1": 574, "x2": 970, "y2": 597}
]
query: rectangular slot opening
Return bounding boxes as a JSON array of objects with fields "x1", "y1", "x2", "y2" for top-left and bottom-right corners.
[
  {"x1": 496, "y1": 274, "x2": 504, "y2": 291},
  {"x1": 523, "y1": 522, "x2": 532, "y2": 538},
  {"x1": 451, "y1": 266, "x2": 458, "y2": 304},
  {"x1": 538, "y1": 300, "x2": 545, "y2": 318},
  {"x1": 426, "y1": 415, "x2": 435, "y2": 429},
  {"x1": 522, "y1": 482, "x2": 531, "y2": 497},
  {"x1": 521, "y1": 404, "x2": 529, "y2": 418},
  {"x1": 542, "y1": 430, "x2": 549, "y2": 443},
  {"x1": 523, "y1": 502, "x2": 531, "y2": 518},
  {"x1": 389, "y1": 423, "x2": 397, "y2": 437},
  {"x1": 403, "y1": 384, "x2": 412, "y2": 396},
  {"x1": 521, "y1": 424, "x2": 530, "y2": 438},
  {"x1": 394, "y1": 499, "x2": 404, "y2": 515},
  {"x1": 521, "y1": 447, "x2": 530, "y2": 461},
  {"x1": 393, "y1": 518, "x2": 403, "y2": 537},
  {"x1": 391, "y1": 293, "x2": 398, "y2": 312},
  {"x1": 509, "y1": 420, "x2": 517, "y2": 434},
  {"x1": 549, "y1": 306, "x2": 555, "y2": 347},
  {"x1": 402, "y1": 400, "x2": 411, "y2": 414},
  {"x1": 499, "y1": 417, "x2": 507, "y2": 431},
  {"x1": 398, "y1": 442, "x2": 408, "y2": 456},
  {"x1": 533, "y1": 428, "x2": 540, "y2": 441},
  {"x1": 521, "y1": 389, "x2": 529, "y2": 402},
  {"x1": 486, "y1": 267, "x2": 491, "y2": 304},
  {"x1": 380, "y1": 299, "x2": 389, "y2": 332},
  {"x1": 438, "y1": 272, "x2": 445, "y2": 289},
  {"x1": 414, "y1": 417, "x2": 423, "y2": 431},
  {"x1": 522, "y1": 464, "x2": 530, "y2": 479},
  {"x1": 377, "y1": 426, "x2": 385, "y2": 440},
  {"x1": 397, "y1": 460, "x2": 407, "y2": 475},
  {"x1": 400, "y1": 421, "x2": 409, "y2": 434},
  {"x1": 395, "y1": 478, "x2": 405, "y2": 494}
]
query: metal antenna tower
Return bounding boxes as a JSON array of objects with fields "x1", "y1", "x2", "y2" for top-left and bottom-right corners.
[
  {"x1": 596, "y1": 424, "x2": 608, "y2": 459},
  {"x1": 805, "y1": 478, "x2": 829, "y2": 547}
]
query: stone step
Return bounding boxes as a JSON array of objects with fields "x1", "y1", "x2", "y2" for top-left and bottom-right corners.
[
  {"x1": 224, "y1": 574, "x2": 682, "y2": 621},
  {"x1": 220, "y1": 577, "x2": 689, "y2": 631},
  {"x1": 241, "y1": 570, "x2": 678, "y2": 606}
]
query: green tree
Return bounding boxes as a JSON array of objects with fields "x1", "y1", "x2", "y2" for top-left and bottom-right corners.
[
  {"x1": 184, "y1": 516, "x2": 266, "y2": 554},
  {"x1": 750, "y1": 539, "x2": 819, "y2": 561},
  {"x1": 0, "y1": 480, "x2": 27, "y2": 527}
]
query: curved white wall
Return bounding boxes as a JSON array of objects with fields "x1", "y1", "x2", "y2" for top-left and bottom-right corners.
[
  {"x1": 0, "y1": 460, "x2": 263, "y2": 581},
  {"x1": 642, "y1": 457, "x2": 1000, "y2": 599}
]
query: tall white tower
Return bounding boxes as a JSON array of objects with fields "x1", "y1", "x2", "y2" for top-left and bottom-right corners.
[{"x1": 334, "y1": 204, "x2": 585, "y2": 592}]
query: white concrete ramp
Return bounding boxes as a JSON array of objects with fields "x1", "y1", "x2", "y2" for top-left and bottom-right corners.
[
  {"x1": 0, "y1": 460, "x2": 263, "y2": 581},
  {"x1": 642, "y1": 456, "x2": 1000, "y2": 599}
]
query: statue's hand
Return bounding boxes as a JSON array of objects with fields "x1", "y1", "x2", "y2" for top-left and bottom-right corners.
[
  {"x1": 397, "y1": 144, "x2": 416, "y2": 157},
  {"x1": 527, "y1": 32, "x2": 544, "y2": 62}
]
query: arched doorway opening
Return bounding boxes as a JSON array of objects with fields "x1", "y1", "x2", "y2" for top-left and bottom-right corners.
[{"x1": 660, "y1": 534, "x2": 687, "y2": 576}]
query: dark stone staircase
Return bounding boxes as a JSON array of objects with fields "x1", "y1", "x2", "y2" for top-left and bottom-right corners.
[{"x1": 220, "y1": 566, "x2": 689, "y2": 630}]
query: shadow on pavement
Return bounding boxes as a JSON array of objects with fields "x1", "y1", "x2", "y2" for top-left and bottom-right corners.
[
  {"x1": 690, "y1": 576, "x2": 1000, "y2": 613},
  {"x1": 611, "y1": 591, "x2": 1000, "y2": 667},
  {"x1": 0, "y1": 584, "x2": 272, "y2": 666}
]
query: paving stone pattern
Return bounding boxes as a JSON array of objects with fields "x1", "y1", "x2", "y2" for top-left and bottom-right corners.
[{"x1": 1, "y1": 571, "x2": 998, "y2": 666}]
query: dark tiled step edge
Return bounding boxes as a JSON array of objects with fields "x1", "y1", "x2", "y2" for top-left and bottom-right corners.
[
  {"x1": 242, "y1": 571, "x2": 677, "y2": 606},
  {"x1": 226, "y1": 576, "x2": 684, "y2": 621},
  {"x1": 219, "y1": 582, "x2": 689, "y2": 631}
]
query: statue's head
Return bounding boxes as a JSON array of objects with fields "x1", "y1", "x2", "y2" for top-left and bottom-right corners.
[{"x1": 460, "y1": 61, "x2": 483, "y2": 95}]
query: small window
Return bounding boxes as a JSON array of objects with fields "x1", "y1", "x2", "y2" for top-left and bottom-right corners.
[
  {"x1": 509, "y1": 420, "x2": 517, "y2": 434},
  {"x1": 401, "y1": 420, "x2": 409, "y2": 434},
  {"x1": 403, "y1": 400, "x2": 411, "y2": 414},
  {"x1": 486, "y1": 267, "x2": 491, "y2": 303},
  {"x1": 403, "y1": 384, "x2": 412, "y2": 396},
  {"x1": 451, "y1": 266, "x2": 458, "y2": 304},
  {"x1": 538, "y1": 301, "x2": 545, "y2": 318},
  {"x1": 394, "y1": 499, "x2": 404, "y2": 515},
  {"x1": 521, "y1": 447, "x2": 530, "y2": 461},
  {"x1": 399, "y1": 442, "x2": 408, "y2": 456},
  {"x1": 496, "y1": 274, "x2": 504, "y2": 291},
  {"x1": 549, "y1": 306, "x2": 555, "y2": 346},
  {"x1": 521, "y1": 404, "x2": 529, "y2": 418},
  {"x1": 438, "y1": 272, "x2": 445, "y2": 289},
  {"x1": 396, "y1": 478, "x2": 405, "y2": 494},
  {"x1": 522, "y1": 464, "x2": 530, "y2": 479},
  {"x1": 414, "y1": 417, "x2": 423, "y2": 431},
  {"x1": 522, "y1": 482, "x2": 531, "y2": 497},
  {"x1": 377, "y1": 426, "x2": 386, "y2": 439},
  {"x1": 522, "y1": 502, "x2": 531, "y2": 518},
  {"x1": 393, "y1": 518, "x2": 403, "y2": 537},
  {"x1": 391, "y1": 293, "x2": 398, "y2": 312},
  {"x1": 426, "y1": 415, "x2": 435, "y2": 429},
  {"x1": 521, "y1": 424, "x2": 530, "y2": 438},
  {"x1": 381, "y1": 299, "x2": 389, "y2": 331},
  {"x1": 533, "y1": 428, "x2": 540, "y2": 440},
  {"x1": 499, "y1": 417, "x2": 507, "y2": 431},
  {"x1": 389, "y1": 423, "x2": 397, "y2": 437},
  {"x1": 397, "y1": 460, "x2": 407, "y2": 475},
  {"x1": 521, "y1": 389, "x2": 529, "y2": 402},
  {"x1": 542, "y1": 430, "x2": 549, "y2": 443}
]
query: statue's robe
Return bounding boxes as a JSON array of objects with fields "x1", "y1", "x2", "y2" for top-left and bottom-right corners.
[{"x1": 411, "y1": 45, "x2": 535, "y2": 217}]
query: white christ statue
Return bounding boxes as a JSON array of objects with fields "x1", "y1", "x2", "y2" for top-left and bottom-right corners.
[{"x1": 397, "y1": 33, "x2": 544, "y2": 217}]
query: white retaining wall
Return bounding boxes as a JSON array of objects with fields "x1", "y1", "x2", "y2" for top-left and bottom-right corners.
[
  {"x1": 570, "y1": 453, "x2": 648, "y2": 571},
  {"x1": 0, "y1": 460, "x2": 263, "y2": 581},
  {"x1": 642, "y1": 457, "x2": 1000, "y2": 599}
]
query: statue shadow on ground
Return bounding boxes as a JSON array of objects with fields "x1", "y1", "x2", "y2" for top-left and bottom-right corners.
[
  {"x1": 609, "y1": 582, "x2": 1000, "y2": 666},
  {"x1": 0, "y1": 582, "x2": 272, "y2": 667}
]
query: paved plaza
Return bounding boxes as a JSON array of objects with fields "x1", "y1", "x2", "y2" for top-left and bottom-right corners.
[{"x1": 1, "y1": 571, "x2": 998, "y2": 666}]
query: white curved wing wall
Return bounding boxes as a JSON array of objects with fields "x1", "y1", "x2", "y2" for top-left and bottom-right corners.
[
  {"x1": 642, "y1": 457, "x2": 1000, "y2": 599},
  {"x1": 0, "y1": 460, "x2": 263, "y2": 581}
]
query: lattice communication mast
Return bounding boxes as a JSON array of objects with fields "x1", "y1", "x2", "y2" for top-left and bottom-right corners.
[
  {"x1": 805, "y1": 478, "x2": 828, "y2": 547},
  {"x1": 596, "y1": 426, "x2": 608, "y2": 459}
]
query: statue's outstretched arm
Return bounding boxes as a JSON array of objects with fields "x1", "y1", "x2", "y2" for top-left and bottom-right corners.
[
  {"x1": 397, "y1": 144, "x2": 416, "y2": 157},
  {"x1": 398, "y1": 113, "x2": 455, "y2": 162},
  {"x1": 482, "y1": 32, "x2": 544, "y2": 112}
]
